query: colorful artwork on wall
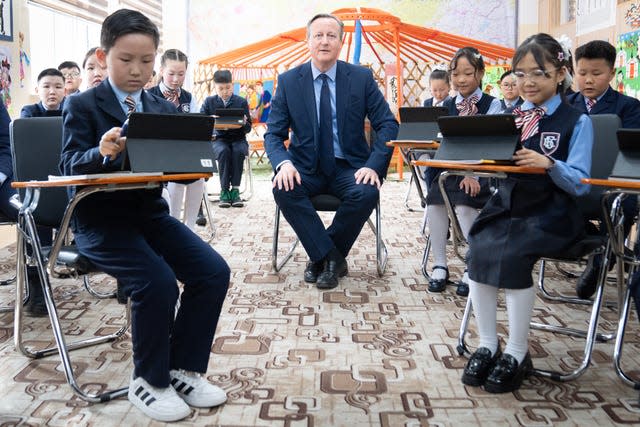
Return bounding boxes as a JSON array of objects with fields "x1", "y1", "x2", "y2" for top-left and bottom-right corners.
[
  {"x1": 235, "y1": 79, "x2": 274, "y2": 123},
  {"x1": 0, "y1": 46, "x2": 11, "y2": 109},
  {"x1": 616, "y1": 30, "x2": 640, "y2": 99}
]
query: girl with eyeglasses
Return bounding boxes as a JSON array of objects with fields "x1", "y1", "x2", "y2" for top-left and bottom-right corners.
[{"x1": 461, "y1": 33, "x2": 593, "y2": 393}]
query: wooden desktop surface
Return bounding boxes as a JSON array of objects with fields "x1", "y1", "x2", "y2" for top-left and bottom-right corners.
[
  {"x1": 387, "y1": 140, "x2": 440, "y2": 150},
  {"x1": 581, "y1": 178, "x2": 640, "y2": 190},
  {"x1": 12, "y1": 173, "x2": 212, "y2": 189},
  {"x1": 412, "y1": 160, "x2": 546, "y2": 175}
]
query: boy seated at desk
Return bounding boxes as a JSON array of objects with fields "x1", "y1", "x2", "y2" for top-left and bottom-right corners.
[
  {"x1": 567, "y1": 40, "x2": 640, "y2": 300},
  {"x1": 200, "y1": 70, "x2": 252, "y2": 208},
  {"x1": 59, "y1": 8, "x2": 230, "y2": 422}
]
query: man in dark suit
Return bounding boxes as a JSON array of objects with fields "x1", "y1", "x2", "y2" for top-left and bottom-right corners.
[
  {"x1": 20, "y1": 68, "x2": 65, "y2": 118},
  {"x1": 568, "y1": 39, "x2": 640, "y2": 299},
  {"x1": 265, "y1": 13, "x2": 399, "y2": 290}
]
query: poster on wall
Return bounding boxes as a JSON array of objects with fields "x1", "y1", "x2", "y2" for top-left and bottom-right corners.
[
  {"x1": 234, "y1": 80, "x2": 274, "y2": 123},
  {"x1": 0, "y1": 46, "x2": 11, "y2": 109},
  {"x1": 0, "y1": 0, "x2": 12, "y2": 42},
  {"x1": 616, "y1": 30, "x2": 640, "y2": 100}
]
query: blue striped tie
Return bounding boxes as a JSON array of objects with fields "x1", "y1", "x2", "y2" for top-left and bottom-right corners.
[{"x1": 318, "y1": 74, "x2": 335, "y2": 176}]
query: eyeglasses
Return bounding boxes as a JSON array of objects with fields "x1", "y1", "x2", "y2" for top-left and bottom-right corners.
[
  {"x1": 62, "y1": 72, "x2": 80, "y2": 79},
  {"x1": 500, "y1": 82, "x2": 517, "y2": 89},
  {"x1": 311, "y1": 32, "x2": 339, "y2": 42},
  {"x1": 513, "y1": 68, "x2": 558, "y2": 82}
]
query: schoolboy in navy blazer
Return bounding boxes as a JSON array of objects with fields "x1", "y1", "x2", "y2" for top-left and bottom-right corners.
[
  {"x1": 20, "y1": 68, "x2": 66, "y2": 118},
  {"x1": 265, "y1": 13, "x2": 398, "y2": 290},
  {"x1": 569, "y1": 39, "x2": 640, "y2": 300},
  {"x1": 60, "y1": 9, "x2": 229, "y2": 422}
]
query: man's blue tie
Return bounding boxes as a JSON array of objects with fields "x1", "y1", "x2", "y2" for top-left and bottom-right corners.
[{"x1": 318, "y1": 74, "x2": 335, "y2": 175}]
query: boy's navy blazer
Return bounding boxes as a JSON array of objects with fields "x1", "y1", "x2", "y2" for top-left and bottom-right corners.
[
  {"x1": 0, "y1": 103, "x2": 11, "y2": 180},
  {"x1": 20, "y1": 100, "x2": 65, "y2": 118},
  {"x1": 60, "y1": 79, "x2": 176, "y2": 176},
  {"x1": 567, "y1": 87, "x2": 640, "y2": 128},
  {"x1": 264, "y1": 60, "x2": 398, "y2": 178}
]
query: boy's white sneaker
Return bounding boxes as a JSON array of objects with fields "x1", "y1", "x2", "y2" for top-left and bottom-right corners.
[
  {"x1": 170, "y1": 369, "x2": 228, "y2": 408},
  {"x1": 128, "y1": 374, "x2": 191, "y2": 422}
]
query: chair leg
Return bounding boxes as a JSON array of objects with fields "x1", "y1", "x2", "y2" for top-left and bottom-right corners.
[
  {"x1": 202, "y1": 193, "x2": 216, "y2": 242},
  {"x1": 272, "y1": 205, "x2": 298, "y2": 272},
  {"x1": 613, "y1": 270, "x2": 640, "y2": 389},
  {"x1": 456, "y1": 296, "x2": 474, "y2": 357},
  {"x1": 368, "y1": 201, "x2": 387, "y2": 276},
  {"x1": 14, "y1": 210, "x2": 130, "y2": 402},
  {"x1": 83, "y1": 274, "x2": 117, "y2": 299},
  {"x1": 421, "y1": 235, "x2": 432, "y2": 280}
]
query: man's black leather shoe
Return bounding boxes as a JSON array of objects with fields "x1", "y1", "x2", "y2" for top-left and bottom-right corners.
[
  {"x1": 304, "y1": 260, "x2": 324, "y2": 283},
  {"x1": 484, "y1": 352, "x2": 532, "y2": 393},
  {"x1": 576, "y1": 254, "x2": 601, "y2": 299},
  {"x1": 461, "y1": 346, "x2": 501, "y2": 387},
  {"x1": 316, "y1": 253, "x2": 348, "y2": 289}
]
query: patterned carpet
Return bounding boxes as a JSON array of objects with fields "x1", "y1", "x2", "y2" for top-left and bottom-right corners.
[{"x1": 0, "y1": 176, "x2": 639, "y2": 426}]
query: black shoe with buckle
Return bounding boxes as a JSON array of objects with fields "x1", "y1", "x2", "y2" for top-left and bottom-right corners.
[
  {"x1": 304, "y1": 260, "x2": 324, "y2": 284},
  {"x1": 462, "y1": 346, "x2": 502, "y2": 387},
  {"x1": 456, "y1": 270, "x2": 470, "y2": 297},
  {"x1": 484, "y1": 352, "x2": 532, "y2": 394},
  {"x1": 428, "y1": 265, "x2": 449, "y2": 293}
]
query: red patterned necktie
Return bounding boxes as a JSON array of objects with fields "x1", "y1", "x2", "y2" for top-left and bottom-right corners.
[
  {"x1": 513, "y1": 107, "x2": 546, "y2": 142},
  {"x1": 124, "y1": 95, "x2": 136, "y2": 116},
  {"x1": 163, "y1": 89, "x2": 180, "y2": 106},
  {"x1": 586, "y1": 98, "x2": 596, "y2": 112},
  {"x1": 456, "y1": 94, "x2": 479, "y2": 116}
]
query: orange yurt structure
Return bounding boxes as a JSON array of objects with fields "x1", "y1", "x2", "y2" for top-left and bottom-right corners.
[{"x1": 193, "y1": 7, "x2": 515, "y2": 108}]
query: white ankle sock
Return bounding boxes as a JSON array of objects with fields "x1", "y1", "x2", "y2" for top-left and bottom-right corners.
[
  {"x1": 504, "y1": 286, "x2": 535, "y2": 364},
  {"x1": 468, "y1": 279, "x2": 499, "y2": 355}
]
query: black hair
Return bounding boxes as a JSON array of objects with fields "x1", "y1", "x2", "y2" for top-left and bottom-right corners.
[
  {"x1": 213, "y1": 69, "x2": 232, "y2": 84},
  {"x1": 429, "y1": 69, "x2": 449, "y2": 85},
  {"x1": 575, "y1": 40, "x2": 616, "y2": 69},
  {"x1": 449, "y1": 46, "x2": 485, "y2": 86},
  {"x1": 499, "y1": 70, "x2": 515, "y2": 82},
  {"x1": 57, "y1": 61, "x2": 80, "y2": 72},
  {"x1": 306, "y1": 13, "x2": 344, "y2": 40},
  {"x1": 512, "y1": 33, "x2": 571, "y2": 94},
  {"x1": 82, "y1": 47, "x2": 99, "y2": 69},
  {"x1": 161, "y1": 49, "x2": 189, "y2": 68},
  {"x1": 100, "y1": 9, "x2": 159, "y2": 52},
  {"x1": 37, "y1": 68, "x2": 64, "y2": 82}
]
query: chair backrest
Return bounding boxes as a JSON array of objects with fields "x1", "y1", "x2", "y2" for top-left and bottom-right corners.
[
  {"x1": 577, "y1": 113, "x2": 621, "y2": 220},
  {"x1": 10, "y1": 117, "x2": 68, "y2": 228}
]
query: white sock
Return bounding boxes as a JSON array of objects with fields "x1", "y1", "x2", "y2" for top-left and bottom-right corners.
[
  {"x1": 427, "y1": 204, "x2": 449, "y2": 279},
  {"x1": 167, "y1": 182, "x2": 186, "y2": 221},
  {"x1": 504, "y1": 287, "x2": 535, "y2": 364},
  {"x1": 454, "y1": 205, "x2": 479, "y2": 239},
  {"x1": 183, "y1": 179, "x2": 205, "y2": 229},
  {"x1": 468, "y1": 279, "x2": 499, "y2": 355}
]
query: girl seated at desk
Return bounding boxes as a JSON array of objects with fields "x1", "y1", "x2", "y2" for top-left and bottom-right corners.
[
  {"x1": 461, "y1": 33, "x2": 593, "y2": 393},
  {"x1": 424, "y1": 46, "x2": 501, "y2": 297}
]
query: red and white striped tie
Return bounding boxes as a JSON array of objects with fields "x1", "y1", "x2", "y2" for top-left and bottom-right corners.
[
  {"x1": 513, "y1": 107, "x2": 546, "y2": 142},
  {"x1": 456, "y1": 94, "x2": 479, "y2": 116},
  {"x1": 124, "y1": 95, "x2": 136, "y2": 116},
  {"x1": 586, "y1": 98, "x2": 596, "y2": 112}
]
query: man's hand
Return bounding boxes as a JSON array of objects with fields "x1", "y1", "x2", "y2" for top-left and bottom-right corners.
[
  {"x1": 272, "y1": 162, "x2": 301, "y2": 191},
  {"x1": 459, "y1": 176, "x2": 480, "y2": 197},
  {"x1": 354, "y1": 167, "x2": 381, "y2": 188}
]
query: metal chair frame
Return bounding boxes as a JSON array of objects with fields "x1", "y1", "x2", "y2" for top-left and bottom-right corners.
[{"x1": 272, "y1": 196, "x2": 387, "y2": 277}]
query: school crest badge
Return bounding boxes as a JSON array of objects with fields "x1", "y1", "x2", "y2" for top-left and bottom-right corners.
[
  {"x1": 539, "y1": 132, "x2": 560, "y2": 155},
  {"x1": 180, "y1": 104, "x2": 191, "y2": 113}
]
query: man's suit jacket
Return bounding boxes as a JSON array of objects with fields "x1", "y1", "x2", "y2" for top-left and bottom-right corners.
[
  {"x1": 567, "y1": 87, "x2": 640, "y2": 128},
  {"x1": 265, "y1": 60, "x2": 398, "y2": 179},
  {"x1": 60, "y1": 79, "x2": 176, "y2": 220},
  {"x1": 20, "y1": 101, "x2": 64, "y2": 118}
]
